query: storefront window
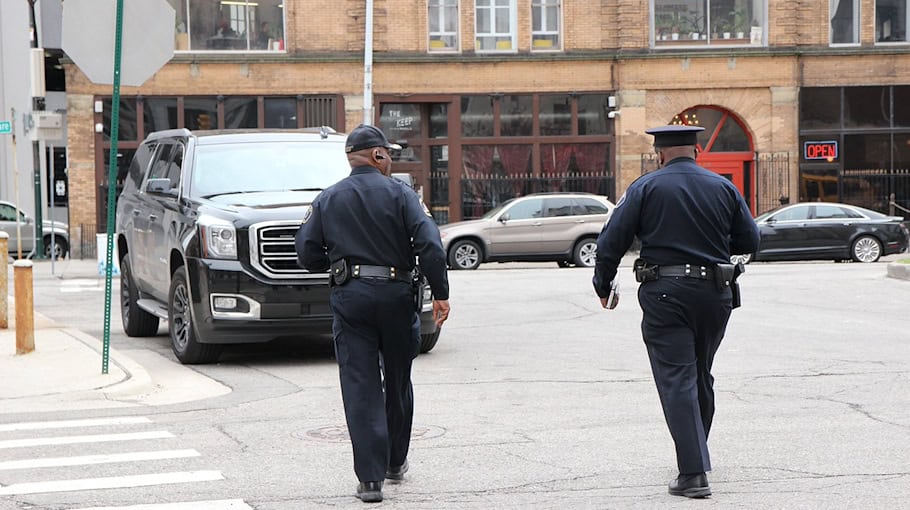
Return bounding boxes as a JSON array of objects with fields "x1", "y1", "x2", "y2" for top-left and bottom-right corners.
[
  {"x1": 654, "y1": 0, "x2": 765, "y2": 47},
  {"x1": 429, "y1": 0, "x2": 459, "y2": 51},
  {"x1": 531, "y1": 0, "x2": 561, "y2": 50},
  {"x1": 429, "y1": 104, "x2": 449, "y2": 138},
  {"x1": 540, "y1": 143, "x2": 612, "y2": 194},
  {"x1": 225, "y1": 97, "x2": 258, "y2": 129},
  {"x1": 501, "y1": 95, "x2": 532, "y2": 136},
  {"x1": 143, "y1": 98, "x2": 179, "y2": 135},
  {"x1": 184, "y1": 98, "x2": 219, "y2": 130},
  {"x1": 380, "y1": 103, "x2": 423, "y2": 142},
  {"x1": 264, "y1": 97, "x2": 297, "y2": 128},
  {"x1": 875, "y1": 0, "x2": 909, "y2": 42},
  {"x1": 462, "y1": 96, "x2": 494, "y2": 137},
  {"x1": 102, "y1": 98, "x2": 138, "y2": 142},
  {"x1": 893, "y1": 86, "x2": 910, "y2": 127},
  {"x1": 799, "y1": 167, "x2": 838, "y2": 203},
  {"x1": 800, "y1": 88, "x2": 841, "y2": 130},
  {"x1": 831, "y1": 0, "x2": 860, "y2": 44},
  {"x1": 844, "y1": 87, "x2": 890, "y2": 128},
  {"x1": 169, "y1": 0, "x2": 285, "y2": 52},
  {"x1": 540, "y1": 95, "x2": 572, "y2": 136},
  {"x1": 577, "y1": 95, "x2": 610, "y2": 135},
  {"x1": 475, "y1": 0, "x2": 516, "y2": 51}
]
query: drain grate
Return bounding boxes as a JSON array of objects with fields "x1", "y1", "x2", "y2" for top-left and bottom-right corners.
[{"x1": 296, "y1": 424, "x2": 446, "y2": 443}]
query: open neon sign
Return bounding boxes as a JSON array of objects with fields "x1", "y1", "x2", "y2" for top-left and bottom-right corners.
[{"x1": 804, "y1": 140, "x2": 838, "y2": 161}]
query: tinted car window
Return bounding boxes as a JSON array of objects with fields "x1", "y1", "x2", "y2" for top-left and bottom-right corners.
[
  {"x1": 165, "y1": 144, "x2": 184, "y2": 190},
  {"x1": 814, "y1": 205, "x2": 851, "y2": 219},
  {"x1": 772, "y1": 206, "x2": 810, "y2": 222},
  {"x1": 146, "y1": 144, "x2": 174, "y2": 183},
  {"x1": 0, "y1": 204, "x2": 17, "y2": 221},
  {"x1": 575, "y1": 197, "x2": 609, "y2": 215},
  {"x1": 543, "y1": 197, "x2": 575, "y2": 217},
  {"x1": 505, "y1": 198, "x2": 543, "y2": 220},
  {"x1": 191, "y1": 141, "x2": 350, "y2": 198},
  {"x1": 839, "y1": 207, "x2": 864, "y2": 219}
]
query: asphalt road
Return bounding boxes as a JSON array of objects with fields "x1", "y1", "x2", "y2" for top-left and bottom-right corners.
[{"x1": 5, "y1": 255, "x2": 910, "y2": 509}]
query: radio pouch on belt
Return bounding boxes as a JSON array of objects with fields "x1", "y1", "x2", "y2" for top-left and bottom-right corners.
[
  {"x1": 411, "y1": 268, "x2": 425, "y2": 312},
  {"x1": 330, "y1": 259, "x2": 350, "y2": 287},
  {"x1": 633, "y1": 258, "x2": 659, "y2": 283}
]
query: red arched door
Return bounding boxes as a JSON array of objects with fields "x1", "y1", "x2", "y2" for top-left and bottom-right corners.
[{"x1": 672, "y1": 106, "x2": 755, "y2": 212}]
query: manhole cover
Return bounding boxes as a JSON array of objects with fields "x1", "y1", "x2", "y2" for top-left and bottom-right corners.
[{"x1": 296, "y1": 424, "x2": 446, "y2": 443}]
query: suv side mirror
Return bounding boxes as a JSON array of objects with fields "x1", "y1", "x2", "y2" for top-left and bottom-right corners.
[
  {"x1": 147, "y1": 178, "x2": 173, "y2": 195},
  {"x1": 498, "y1": 213, "x2": 510, "y2": 223}
]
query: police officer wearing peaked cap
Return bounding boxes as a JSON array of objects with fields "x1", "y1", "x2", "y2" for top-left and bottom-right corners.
[
  {"x1": 295, "y1": 124, "x2": 451, "y2": 503},
  {"x1": 592, "y1": 125, "x2": 759, "y2": 498}
]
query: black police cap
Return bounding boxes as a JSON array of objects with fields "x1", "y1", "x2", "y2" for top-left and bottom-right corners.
[
  {"x1": 645, "y1": 125, "x2": 705, "y2": 148},
  {"x1": 345, "y1": 124, "x2": 402, "y2": 153}
]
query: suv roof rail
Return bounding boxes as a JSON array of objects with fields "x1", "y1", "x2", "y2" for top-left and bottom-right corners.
[{"x1": 145, "y1": 128, "x2": 193, "y2": 141}]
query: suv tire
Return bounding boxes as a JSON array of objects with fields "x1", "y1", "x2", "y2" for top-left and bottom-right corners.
[
  {"x1": 44, "y1": 236, "x2": 68, "y2": 259},
  {"x1": 573, "y1": 238, "x2": 598, "y2": 268},
  {"x1": 120, "y1": 256, "x2": 160, "y2": 337},
  {"x1": 420, "y1": 329, "x2": 441, "y2": 353},
  {"x1": 169, "y1": 267, "x2": 222, "y2": 364},
  {"x1": 448, "y1": 239, "x2": 482, "y2": 270}
]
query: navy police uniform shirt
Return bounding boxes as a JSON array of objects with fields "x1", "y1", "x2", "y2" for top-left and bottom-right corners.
[
  {"x1": 593, "y1": 156, "x2": 760, "y2": 298},
  {"x1": 295, "y1": 165, "x2": 449, "y2": 300}
]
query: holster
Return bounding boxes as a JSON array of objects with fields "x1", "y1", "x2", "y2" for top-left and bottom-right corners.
[
  {"x1": 633, "y1": 258, "x2": 659, "y2": 283},
  {"x1": 714, "y1": 262, "x2": 745, "y2": 308},
  {"x1": 330, "y1": 259, "x2": 351, "y2": 287},
  {"x1": 411, "y1": 268, "x2": 426, "y2": 312}
]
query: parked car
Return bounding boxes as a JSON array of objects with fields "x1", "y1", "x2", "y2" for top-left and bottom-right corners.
[
  {"x1": 439, "y1": 192, "x2": 614, "y2": 269},
  {"x1": 0, "y1": 200, "x2": 69, "y2": 259},
  {"x1": 116, "y1": 128, "x2": 441, "y2": 364},
  {"x1": 730, "y1": 202, "x2": 909, "y2": 264}
]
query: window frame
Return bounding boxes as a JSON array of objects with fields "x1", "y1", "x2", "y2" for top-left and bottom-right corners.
[
  {"x1": 531, "y1": 0, "x2": 562, "y2": 52},
  {"x1": 173, "y1": 0, "x2": 287, "y2": 53},
  {"x1": 651, "y1": 0, "x2": 767, "y2": 49},
  {"x1": 475, "y1": 0, "x2": 518, "y2": 53},
  {"x1": 429, "y1": 0, "x2": 460, "y2": 52},
  {"x1": 830, "y1": 0, "x2": 861, "y2": 46},
  {"x1": 875, "y1": 0, "x2": 910, "y2": 44}
]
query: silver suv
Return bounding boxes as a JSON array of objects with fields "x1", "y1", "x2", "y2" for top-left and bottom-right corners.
[{"x1": 439, "y1": 192, "x2": 614, "y2": 270}]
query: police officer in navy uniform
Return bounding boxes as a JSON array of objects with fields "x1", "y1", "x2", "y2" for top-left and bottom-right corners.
[
  {"x1": 592, "y1": 125, "x2": 759, "y2": 498},
  {"x1": 295, "y1": 124, "x2": 450, "y2": 503}
]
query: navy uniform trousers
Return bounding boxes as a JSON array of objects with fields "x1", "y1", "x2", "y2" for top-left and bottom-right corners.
[
  {"x1": 330, "y1": 277, "x2": 420, "y2": 482},
  {"x1": 637, "y1": 276, "x2": 733, "y2": 474}
]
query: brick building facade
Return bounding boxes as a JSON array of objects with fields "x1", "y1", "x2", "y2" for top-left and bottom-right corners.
[{"x1": 62, "y1": 0, "x2": 910, "y2": 258}]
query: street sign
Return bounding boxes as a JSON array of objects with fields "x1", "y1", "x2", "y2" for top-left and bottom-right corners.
[
  {"x1": 0, "y1": 121, "x2": 11, "y2": 135},
  {"x1": 62, "y1": 0, "x2": 175, "y2": 87}
]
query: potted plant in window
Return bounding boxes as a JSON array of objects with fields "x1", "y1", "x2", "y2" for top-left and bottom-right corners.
[
  {"x1": 668, "y1": 11, "x2": 684, "y2": 41},
  {"x1": 750, "y1": 19, "x2": 763, "y2": 44},
  {"x1": 731, "y1": 8, "x2": 749, "y2": 39}
]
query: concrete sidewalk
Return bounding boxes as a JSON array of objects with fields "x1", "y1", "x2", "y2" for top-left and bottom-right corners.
[{"x1": 0, "y1": 259, "x2": 231, "y2": 414}]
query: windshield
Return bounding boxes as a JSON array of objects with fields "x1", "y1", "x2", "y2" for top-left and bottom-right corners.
[
  {"x1": 191, "y1": 141, "x2": 351, "y2": 198},
  {"x1": 480, "y1": 198, "x2": 517, "y2": 220}
]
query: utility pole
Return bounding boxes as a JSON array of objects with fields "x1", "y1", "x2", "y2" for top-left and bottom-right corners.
[
  {"x1": 362, "y1": 0, "x2": 374, "y2": 125},
  {"x1": 27, "y1": 0, "x2": 46, "y2": 259}
]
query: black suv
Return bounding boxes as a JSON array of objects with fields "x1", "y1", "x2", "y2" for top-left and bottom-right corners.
[{"x1": 116, "y1": 128, "x2": 440, "y2": 364}]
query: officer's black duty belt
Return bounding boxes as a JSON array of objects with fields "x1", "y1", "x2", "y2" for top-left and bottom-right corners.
[
  {"x1": 657, "y1": 264, "x2": 715, "y2": 280},
  {"x1": 351, "y1": 264, "x2": 413, "y2": 283}
]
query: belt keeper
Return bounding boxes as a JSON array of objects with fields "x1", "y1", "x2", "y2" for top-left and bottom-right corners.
[
  {"x1": 390, "y1": 267, "x2": 396, "y2": 278},
  {"x1": 684, "y1": 264, "x2": 691, "y2": 276},
  {"x1": 353, "y1": 265, "x2": 360, "y2": 277},
  {"x1": 700, "y1": 266, "x2": 707, "y2": 278}
]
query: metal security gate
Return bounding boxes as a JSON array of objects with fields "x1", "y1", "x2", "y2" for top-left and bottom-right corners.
[{"x1": 755, "y1": 152, "x2": 791, "y2": 215}]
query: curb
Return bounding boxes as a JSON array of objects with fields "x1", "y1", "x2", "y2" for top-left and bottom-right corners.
[{"x1": 887, "y1": 261, "x2": 910, "y2": 280}]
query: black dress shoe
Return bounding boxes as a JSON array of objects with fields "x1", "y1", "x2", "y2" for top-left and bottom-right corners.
[
  {"x1": 386, "y1": 459, "x2": 409, "y2": 481},
  {"x1": 356, "y1": 481, "x2": 383, "y2": 503},
  {"x1": 668, "y1": 472, "x2": 711, "y2": 498}
]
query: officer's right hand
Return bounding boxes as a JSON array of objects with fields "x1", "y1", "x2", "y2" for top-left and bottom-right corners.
[{"x1": 433, "y1": 300, "x2": 450, "y2": 328}]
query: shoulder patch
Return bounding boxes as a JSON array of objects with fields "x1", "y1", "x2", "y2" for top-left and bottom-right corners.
[
  {"x1": 422, "y1": 201, "x2": 432, "y2": 218},
  {"x1": 301, "y1": 205, "x2": 313, "y2": 224},
  {"x1": 615, "y1": 191, "x2": 627, "y2": 208}
]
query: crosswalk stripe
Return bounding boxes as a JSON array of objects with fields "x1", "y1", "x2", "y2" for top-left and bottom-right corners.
[
  {"x1": 0, "y1": 470, "x2": 224, "y2": 496},
  {"x1": 0, "y1": 431, "x2": 173, "y2": 449},
  {"x1": 76, "y1": 499, "x2": 253, "y2": 510},
  {"x1": 0, "y1": 417, "x2": 152, "y2": 433},
  {"x1": 0, "y1": 449, "x2": 200, "y2": 470}
]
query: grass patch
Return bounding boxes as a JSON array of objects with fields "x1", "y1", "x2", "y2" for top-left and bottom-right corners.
[{"x1": 897, "y1": 258, "x2": 910, "y2": 264}]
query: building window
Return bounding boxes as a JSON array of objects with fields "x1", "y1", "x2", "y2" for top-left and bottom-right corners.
[
  {"x1": 653, "y1": 0, "x2": 765, "y2": 47},
  {"x1": 876, "y1": 0, "x2": 909, "y2": 42},
  {"x1": 429, "y1": 0, "x2": 459, "y2": 51},
  {"x1": 169, "y1": 0, "x2": 286, "y2": 52},
  {"x1": 531, "y1": 0, "x2": 561, "y2": 50},
  {"x1": 475, "y1": 0, "x2": 517, "y2": 52},
  {"x1": 831, "y1": 0, "x2": 860, "y2": 44}
]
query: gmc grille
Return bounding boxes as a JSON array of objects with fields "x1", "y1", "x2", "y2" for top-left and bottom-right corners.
[{"x1": 250, "y1": 221, "x2": 324, "y2": 280}]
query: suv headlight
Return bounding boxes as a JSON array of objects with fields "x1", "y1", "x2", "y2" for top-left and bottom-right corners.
[{"x1": 199, "y1": 217, "x2": 237, "y2": 259}]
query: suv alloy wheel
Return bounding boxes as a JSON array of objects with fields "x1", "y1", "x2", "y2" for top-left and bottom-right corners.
[
  {"x1": 169, "y1": 267, "x2": 222, "y2": 364},
  {"x1": 120, "y1": 256, "x2": 160, "y2": 337}
]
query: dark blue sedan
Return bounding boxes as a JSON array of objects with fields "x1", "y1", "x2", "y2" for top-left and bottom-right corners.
[{"x1": 730, "y1": 202, "x2": 909, "y2": 264}]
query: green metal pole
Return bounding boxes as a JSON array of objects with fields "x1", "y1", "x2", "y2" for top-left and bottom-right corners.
[{"x1": 102, "y1": 0, "x2": 125, "y2": 374}]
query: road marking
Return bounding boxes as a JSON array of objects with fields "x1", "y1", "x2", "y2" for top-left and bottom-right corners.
[
  {"x1": 60, "y1": 279, "x2": 106, "y2": 292},
  {"x1": 0, "y1": 470, "x2": 224, "y2": 495},
  {"x1": 76, "y1": 499, "x2": 253, "y2": 509},
  {"x1": 0, "y1": 449, "x2": 200, "y2": 470},
  {"x1": 0, "y1": 431, "x2": 173, "y2": 449},
  {"x1": 0, "y1": 417, "x2": 152, "y2": 432}
]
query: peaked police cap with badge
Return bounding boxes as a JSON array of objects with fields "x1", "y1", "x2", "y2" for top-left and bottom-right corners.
[
  {"x1": 645, "y1": 125, "x2": 705, "y2": 148},
  {"x1": 345, "y1": 124, "x2": 403, "y2": 153}
]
